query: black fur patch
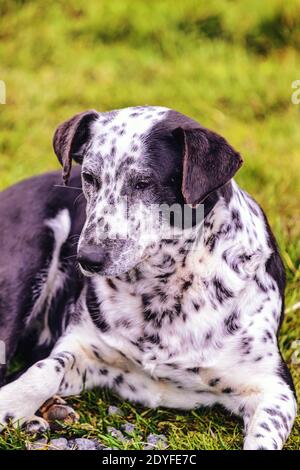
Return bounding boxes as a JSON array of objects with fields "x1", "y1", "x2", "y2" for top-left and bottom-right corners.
[
  {"x1": 212, "y1": 277, "x2": 234, "y2": 304},
  {"x1": 86, "y1": 280, "x2": 110, "y2": 332}
]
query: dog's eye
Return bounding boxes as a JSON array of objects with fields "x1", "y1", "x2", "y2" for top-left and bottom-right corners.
[
  {"x1": 82, "y1": 172, "x2": 96, "y2": 186},
  {"x1": 134, "y1": 180, "x2": 151, "y2": 190}
]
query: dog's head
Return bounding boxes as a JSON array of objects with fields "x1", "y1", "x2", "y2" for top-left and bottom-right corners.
[{"x1": 53, "y1": 106, "x2": 243, "y2": 277}]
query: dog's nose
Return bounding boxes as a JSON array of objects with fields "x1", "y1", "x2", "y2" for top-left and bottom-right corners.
[{"x1": 77, "y1": 246, "x2": 108, "y2": 273}]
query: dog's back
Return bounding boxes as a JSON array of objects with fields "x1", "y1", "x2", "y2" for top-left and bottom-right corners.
[{"x1": 0, "y1": 168, "x2": 85, "y2": 383}]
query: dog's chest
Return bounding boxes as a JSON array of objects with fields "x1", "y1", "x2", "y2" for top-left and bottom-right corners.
[{"x1": 88, "y1": 269, "x2": 237, "y2": 387}]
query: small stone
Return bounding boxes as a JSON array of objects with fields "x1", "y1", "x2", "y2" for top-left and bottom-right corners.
[
  {"x1": 69, "y1": 438, "x2": 100, "y2": 450},
  {"x1": 26, "y1": 438, "x2": 48, "y2": 450},
  {"x1": 48, "y1": 438, "x2": 69, "y2": 450},
  {"x1": 108, "y1": 406, "x2": 123, "y2": 416},
  {"x1": 107, "y1": 426, "x2": 128, "y2": 443},
  {"x1": 146, "y1": 433, "x2": 168, "y2": 449},
  {"x1": 121, "y1": 422, "x2": 136, "y2": 435}
]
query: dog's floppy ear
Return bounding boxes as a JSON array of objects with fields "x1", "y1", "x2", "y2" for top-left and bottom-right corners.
[
  {"x1": 53, "y1": 110, "x2": 98, "y2": 185},
  {"x1": 172, "y1": 127, "x2": 243, "y2": 206}
]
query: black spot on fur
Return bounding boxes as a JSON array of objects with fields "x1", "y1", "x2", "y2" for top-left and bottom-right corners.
[
  {"x1": 174, "y1": 301, "x2": 181, "y2": 315},
  {"x1": 187, "y1": 367, "x2": 201, "y2": 374},
  {"x1": 92, "y1": 348, "x2": 101, "y2": 359},
  {"x1": 272, "y1": 440, "x2": 278, "y2": 450},
  {"x1": 270, "y1": 418, "x2": 281, "y2": 430},
  {"x1": 143, "y1": 308, "x2": 157, "y2": 323},
  {"x1": 205, "y1": 223, "x2": 232, "y2": 252},
  {"x1": 86, "y1": 280, "x2": 110, "y2": 332},
  {"x1": 4, "y1": 413, "x2": 15, "y2": 423},
  {"x1": 133, "y1": 268, "x2": 143, "y2": 281},
  {"x1": 209, "y1": 378, "x2": 220, "y2": 387},
  {"x1": 224, "y1": 310, "x2": 240, "y2": 334},
  {"x1": 222, "y1": 387, "x2": 233, "y2": 394},
  {"x1": 231, "y1": 209, "x2": 243, "y2": 231},
  {"x1": 254, "y1": 275, "x2": 268, "y2": 293},
  {"x1": 241, "y1": 336, "x2": 254, "y2": 355},
  {"x1": 213, "y1": 277, "x2": 234, "y2": 304},
  {"x1": 54, "y1": 357, "x2": 65, "y2": 368},
  {"x1": 182, "y1": 275, "x2": 194, "y2": 291},
  {"x1": 145, "y1": 334, "x2": 160, "y2": 345},
  {"x1": 260, "y1": 422, "x2": 271, "y2": 432},
  {"x1": 264, "y1": 408, "x2": 277, "y2": 417},
  {"x1": 205, "y1": 330, "x2": 213, "y2": 343},
  {"x1": 155, "y1": 270, "x2": 175, "y2": 281},
  {"x1": 114, "y1": 374, "x2": 124, "y2": 386},
  {"x1": 142, "y1": 293, "x2": 152, "y2": 308}
]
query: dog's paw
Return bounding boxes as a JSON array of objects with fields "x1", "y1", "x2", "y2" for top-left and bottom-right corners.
[
  {"x1": 243, "y1": 434, "x2": 281, "y2": 450},
  {"x1": 0, "y1": 411, "x2": 15, "y2": 432},
  {"x1": 22, "y1": 416, "x2": 50, "y2": 435},
  {"x1": 0, "y1": 383, "x2": 40, "y2": 431},
  {"x1": 0, "y1": 392, "x2": 25, "y2": 431},
  {"x1": 39, "y1": 395, "x2": 79, "y2": 430}
]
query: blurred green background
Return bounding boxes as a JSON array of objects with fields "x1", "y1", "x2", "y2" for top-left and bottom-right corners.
[{"x1": 0, "y1": 0, "x2": 299, "y2": 450}]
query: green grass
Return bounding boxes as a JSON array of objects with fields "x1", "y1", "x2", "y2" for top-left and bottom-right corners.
[{"x1": 0, "y1": 0, "x2": 299, "y2": 450}]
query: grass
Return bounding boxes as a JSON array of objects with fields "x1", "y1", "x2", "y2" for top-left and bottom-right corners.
[{"x1": 0, "y1": 0, "x2": 299, "y2": 450}]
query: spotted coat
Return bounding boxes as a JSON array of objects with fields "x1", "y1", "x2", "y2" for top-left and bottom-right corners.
[{"x1": 0, "y1": 106, "x2": 296, "y2": 450}]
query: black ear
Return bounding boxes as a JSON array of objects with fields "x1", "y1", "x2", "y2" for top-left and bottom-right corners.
[
  {"x1": 172, "y1": 127, "x2": 243, "y2": 206},
  {"x1": 53, "y1": 110, "x2": 99, "y2": 185}
]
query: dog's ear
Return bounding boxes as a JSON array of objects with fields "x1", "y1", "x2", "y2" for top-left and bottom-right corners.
[
  {"x1": 53, "y1": 110, "x2": 98, "y2": 185},
  {"x1": 172, "y1": 127, "x2": 243, "y2": 206}
]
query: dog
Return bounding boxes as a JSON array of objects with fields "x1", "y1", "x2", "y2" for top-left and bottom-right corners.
[{"x1": 0, "y1": 106, "x2": 297, "y2": 450}]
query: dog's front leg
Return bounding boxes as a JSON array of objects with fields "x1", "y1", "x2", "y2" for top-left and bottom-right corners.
[
  {"x1": 0, "y1": 350, "x2": 77, "y2": 430},
  {"x1": 225, "y1": 371, "x2": 297, "y2": 450},
  {"x1": 241, "y1": 379, "x2": 297, "y2": 450}
]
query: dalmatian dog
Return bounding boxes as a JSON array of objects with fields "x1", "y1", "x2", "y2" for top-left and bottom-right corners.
[{"x1": 0, "y1": 106, "x2": 297, "y2": 449}]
